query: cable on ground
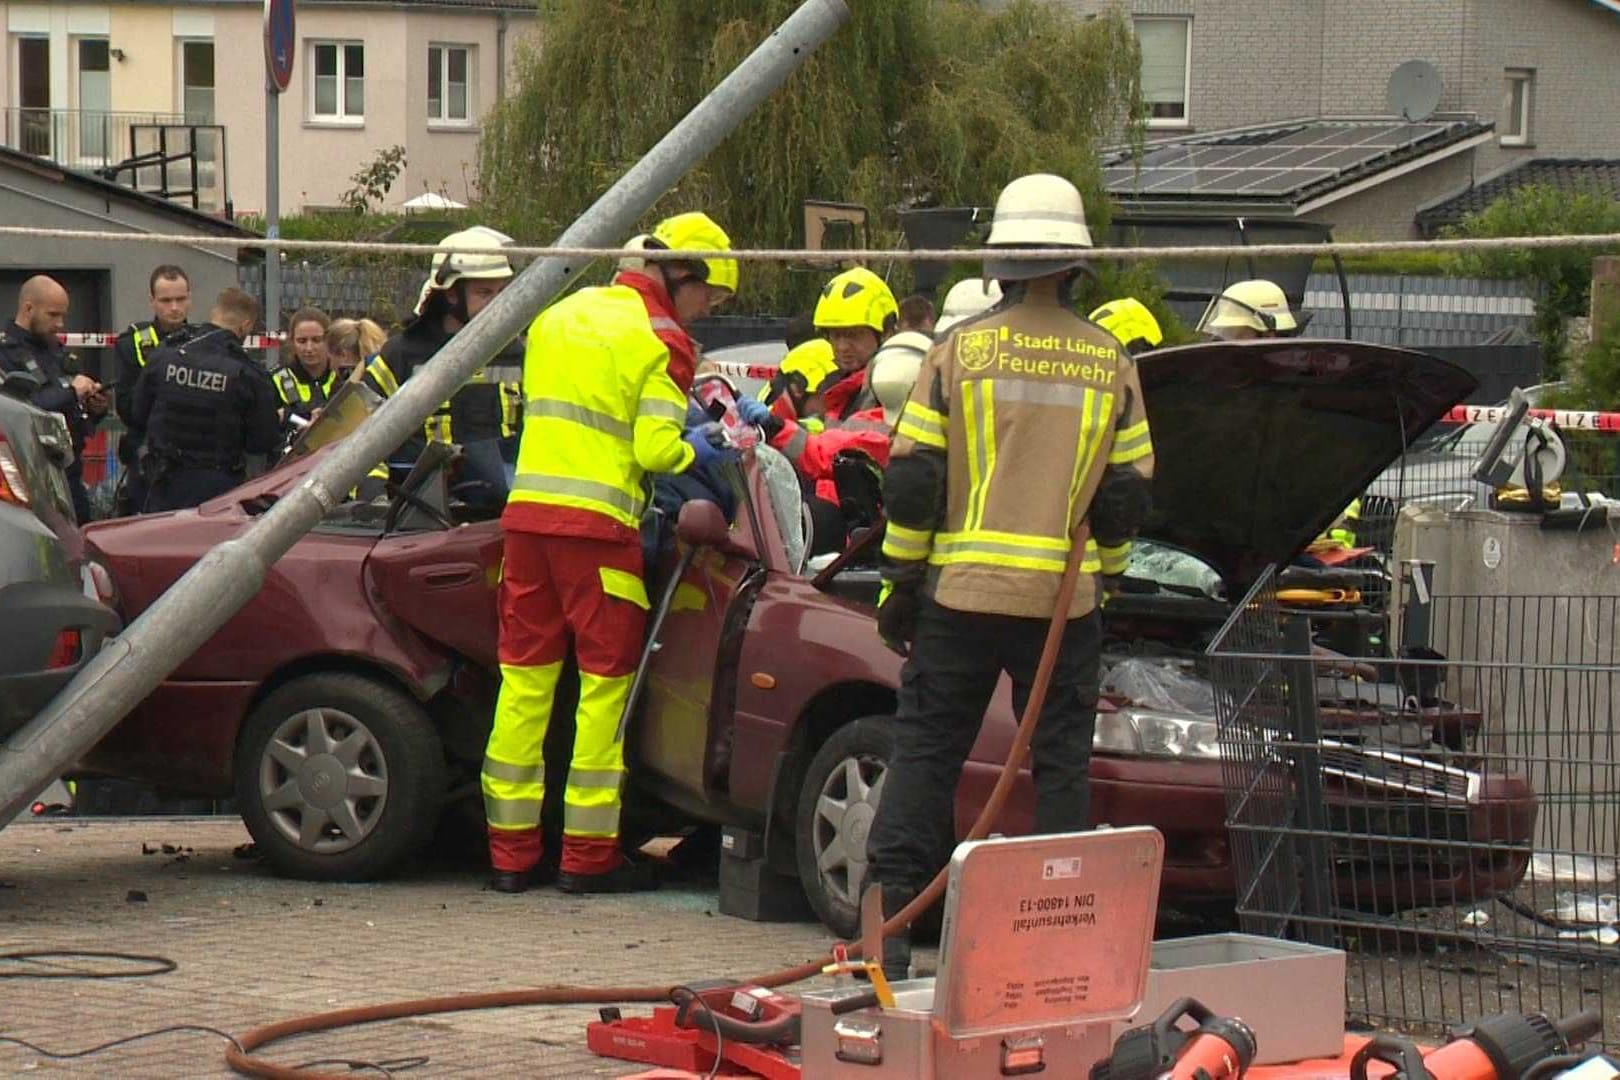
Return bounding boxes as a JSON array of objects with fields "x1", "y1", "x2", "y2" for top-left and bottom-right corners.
[{"x1": 0, "y1": 948, "x2": 177, "y2": 979}]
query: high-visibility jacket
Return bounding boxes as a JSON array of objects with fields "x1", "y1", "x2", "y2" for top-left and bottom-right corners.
[
  {"x1": 769, "y1": 407, "x2": 891, "y2": 503},
  {"x1": 271, "y1": 364, "x2": 339, "y2": 425},
  {"x1": 820, "y1": 368, "x2": 867, "y2": 422},
  {"x1": 881, "y1": 285, "x2": 1155, "y2": 620},
  {"x1": 360, "y1": 319, "x2": 523, "y2": 460},
  {"x1": 502, "y1": 281, "x2": 696, "y2": 542}
]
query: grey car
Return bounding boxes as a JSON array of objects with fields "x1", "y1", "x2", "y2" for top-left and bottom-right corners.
[{"x1": 0, "y1": 375, "x2": 119, "y2": 738}]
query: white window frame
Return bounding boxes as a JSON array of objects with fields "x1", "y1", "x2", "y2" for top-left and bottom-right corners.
[
  {"x1": 1134, "y1": 15, "x2": 1192, "y2": 129},
  {"x1": 1501, "y1": 68, "x2": 1534, "y2": 147},
  {"x1": 177, "y1": 37, "x2": 215, "y2": 124},
  {"x1": 427, "y1": 43, "x2": 474, "y2": 127},
  {"x1": 309, "y1": 40, "x2": 365, "y2": 125}
]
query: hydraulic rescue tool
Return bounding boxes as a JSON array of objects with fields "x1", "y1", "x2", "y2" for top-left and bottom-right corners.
[
  {"x1": 1346, "y1": 1008, "x2": 1602, "y2": 1080},
  {"x1": 1093, "y1": 997, "x2": 1259, "y2": 1080}
]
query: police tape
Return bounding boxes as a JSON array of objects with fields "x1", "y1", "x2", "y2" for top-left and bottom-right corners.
[
  {"x1": 1444, "y1": 404, "x2": 1620, "y2": 432},
  {"x1": 58, "y1": 332, "x2": 286, "y2": 350},
  {"x1": 702, "y1": 358, "x2": 780, "y2": 381}
]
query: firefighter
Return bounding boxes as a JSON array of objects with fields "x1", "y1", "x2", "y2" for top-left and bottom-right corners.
[
  {"x1": 129, "y1": 288, "x2": 280, "y2": 512},
  {"x1": 813, "y1": 266, "x2": 898, "y2": 422},
  {"x1": 482, "y1": 211, "x2": 739, "y2": 895},
  {"x1": 748, "y1": 330, "x2": 926, "y2": 501},
  {"x1": 865, "y1": 173, "x2": 1156, "y2": 979},
  {"x1": 1197, "y1": 279, "x2": 1298, "y2": 341},
  {"x1": 0, "y1": 275, "x2": 107, "y2": 522},
  {"x1": 1090, "y1": 297, "x2": 1165, "y2": 355},
  {"x1": 359, "y1": 226, "x2": 524, "y2": 499},
  {"x1": 114, "y1": 265, "x2": 198, "y2": 515},
  {"x1": 271, "y1": 307, "x2": 338, "y2": 438}
]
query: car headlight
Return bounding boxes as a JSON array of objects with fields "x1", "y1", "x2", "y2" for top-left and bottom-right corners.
[{"x1": 1094, "y1": 708, "x2": 1220, "y2": 760}]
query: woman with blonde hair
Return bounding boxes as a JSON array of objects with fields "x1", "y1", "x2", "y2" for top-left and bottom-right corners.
[{"x1": 326, "y1": 317, "x2": 387, "y2": 383}]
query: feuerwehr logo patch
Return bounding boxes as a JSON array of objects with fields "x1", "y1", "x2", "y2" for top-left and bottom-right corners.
[{"x1": 956, "y1": 328, "x2": 1000, "y2": 373}]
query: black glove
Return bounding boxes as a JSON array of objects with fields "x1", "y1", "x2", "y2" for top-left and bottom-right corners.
[{"x1": 877, "y1": 579, "x2": 921, "y2": 657}]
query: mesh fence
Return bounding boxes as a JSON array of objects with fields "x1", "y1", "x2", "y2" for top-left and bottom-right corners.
[{"x1": 1212, "y1": 566, "x2": 1620, "y2": 1047}]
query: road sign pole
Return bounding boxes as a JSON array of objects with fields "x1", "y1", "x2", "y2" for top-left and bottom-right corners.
[
  {"x1": 261, "y1": 0, "x2": 294, "y2": 336},
  {"x1": 265, "y1": 83, "x2": 281, "y2": 335}
]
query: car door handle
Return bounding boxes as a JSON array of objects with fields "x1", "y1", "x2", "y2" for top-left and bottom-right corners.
[{"x1": 411, "y1": 564, "x2": 479, "y2": 589}]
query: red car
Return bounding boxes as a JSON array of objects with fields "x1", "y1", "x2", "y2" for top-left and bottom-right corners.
[{"x1": 78, "y1": 341, "x2": 1534, "y2": 934}]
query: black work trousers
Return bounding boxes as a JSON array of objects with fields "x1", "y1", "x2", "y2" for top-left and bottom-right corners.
[{"x1": 866, "y1": 599, "x2": 1102, "y2": 901}]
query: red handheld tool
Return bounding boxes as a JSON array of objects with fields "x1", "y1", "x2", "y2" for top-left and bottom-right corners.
[
  {"x1": 1347, "y1": 1009, "x2": 1602, "y2": 1080},
  {"x1": 1094, "y1": 996, "x2": 1259, "y2": 1080}
]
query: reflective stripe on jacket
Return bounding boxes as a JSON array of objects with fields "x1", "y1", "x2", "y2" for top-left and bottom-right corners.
[
  {"x1": 882, "y1": 286, "x2": 1154, "y2": 619},
  {"x1": 272, "y1": 366, "x2": 338, "y2": 406},
  {"x1": 503, "y1": 282, "x2": 695, "y2": 539}
]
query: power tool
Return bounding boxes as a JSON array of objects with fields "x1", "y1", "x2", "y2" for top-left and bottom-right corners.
[
  {"x1": 1347, "y1": 1008, "x2": 1602, "y2": 1080},
  {"x1": 1093, "y1": 996, "x2": 1259, "y2": 1080}
]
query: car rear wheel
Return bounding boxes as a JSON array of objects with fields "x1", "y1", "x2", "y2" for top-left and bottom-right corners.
[
  {"x1": 795, "y1": 717, "x2": 895, "y2": 938},
  {"x1": 235, "y1": 673, "x2": 445, "y2": 881}
]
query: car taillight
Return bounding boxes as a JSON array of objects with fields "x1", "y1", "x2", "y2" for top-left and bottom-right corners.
[
  {"x1": 0, "y1": 434, "x2": 29, "y2": 507},
  {"x1": 45, "y1": 629, "x2": 82, "y2": 670}
]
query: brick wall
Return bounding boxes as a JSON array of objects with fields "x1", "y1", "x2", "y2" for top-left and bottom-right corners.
[
  {"x1": 1048, "y1": 0, "x2": 1620, "y2": 163},
  {"x1": 1301, "y1": 152, "x2": 1478, "y2": 240}
]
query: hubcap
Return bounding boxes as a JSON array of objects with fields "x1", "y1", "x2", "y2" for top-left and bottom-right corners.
[
  {"x1": 258, "y1": 707, "x2": 389, "y2": 854},
  {"x1": 811, "y1": 753, "x2": 888, "y2": 911}
]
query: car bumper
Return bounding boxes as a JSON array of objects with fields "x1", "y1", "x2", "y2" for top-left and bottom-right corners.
[
  {"x1": 0, "y1": 582, "x2": 120, "y2": 740},
  {"x1": 984, "y1": 756, "x2": 1537, "y2": 908}
]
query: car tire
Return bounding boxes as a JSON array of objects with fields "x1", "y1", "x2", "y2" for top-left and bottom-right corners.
[
  {"x1": 235, "y1": 673, "x2": 445, "y2": 882},
  {"x1": 794, "y1": 716, "x2": 897, "y2": 938}
]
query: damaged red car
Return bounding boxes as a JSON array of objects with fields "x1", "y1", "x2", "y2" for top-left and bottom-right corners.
[{"x1": 77, "y1": 340, "x2": 1535, "y2": 935}]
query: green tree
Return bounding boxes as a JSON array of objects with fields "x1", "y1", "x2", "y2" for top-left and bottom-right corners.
[
  {"x1": 480, "y1": 0, "x2": 1144, "y2": 315},
  {"x1": 1447, "y1": 185, "x2": 1620, "y2": 375}
]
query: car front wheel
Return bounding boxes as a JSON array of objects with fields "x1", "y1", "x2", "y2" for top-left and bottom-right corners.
[
  {"x1": 794, "y1": 717, "x2": 895, "y2": 938},
  {"x1": 235, "y1": 672, "x2": 445, "y2": 881}
]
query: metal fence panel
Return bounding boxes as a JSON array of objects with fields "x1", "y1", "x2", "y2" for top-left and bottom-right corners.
[{"x1": 1212, "y1": 566, "x2": 1619, "y2": 1047}]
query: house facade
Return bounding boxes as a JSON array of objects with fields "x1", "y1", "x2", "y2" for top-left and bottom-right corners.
[
  {"x1": 1055, "y1": 0, "x2": 1620, "y2": 237},
  {"x1": 0, "y1": 0, "x2": 537, "y2": 216}
]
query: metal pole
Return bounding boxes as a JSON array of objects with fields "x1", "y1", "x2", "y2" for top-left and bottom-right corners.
[
  {"x1": 0, "y1": 0, "x2": 850, "y2": 825},
  {"x1": 264, "y1": 83, "x2": 282, "y2": 334}
]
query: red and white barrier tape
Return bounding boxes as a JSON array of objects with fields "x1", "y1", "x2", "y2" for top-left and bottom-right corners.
[
  {"x1": 1444, "y1": 404, "x2": 1620, "y2": 432},
  {"x1": 58, "y1": 331, "x2": 286, "y2": 350},
  {"x1": 702, "y1": 359, "x2": 780, "y2": 381}
]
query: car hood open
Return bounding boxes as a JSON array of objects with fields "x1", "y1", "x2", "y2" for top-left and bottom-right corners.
[{"x1": 1136, "y1": 340, "x2": 1477, "y2": 592}]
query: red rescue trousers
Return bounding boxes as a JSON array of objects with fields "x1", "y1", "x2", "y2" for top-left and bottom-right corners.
[{"x1": 482, "y1": 533, "x2": 648, "y2": 876}]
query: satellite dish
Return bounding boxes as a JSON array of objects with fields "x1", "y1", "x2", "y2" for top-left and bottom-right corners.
[{"x1": 1387, "y1": 60, "x2": 1443, "y2": 122}]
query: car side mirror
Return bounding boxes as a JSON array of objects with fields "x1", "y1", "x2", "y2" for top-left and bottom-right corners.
[{"x1": 676, "y1": 499, "x2": 734, "y2": 552}]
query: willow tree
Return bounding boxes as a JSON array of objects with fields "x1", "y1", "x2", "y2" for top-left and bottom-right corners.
[{"x1": 481, "y1": 0, "x2": 1144, "y2": 315}]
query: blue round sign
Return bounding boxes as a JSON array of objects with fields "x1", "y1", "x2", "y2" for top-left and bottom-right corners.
[{"x1": 264, "y1": 0, "x2": 296, "y2": 93}]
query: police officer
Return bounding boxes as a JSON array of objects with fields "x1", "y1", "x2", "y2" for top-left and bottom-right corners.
[
  {"x1": 0, "y1": 275, "x2": 107, "y2": 521},
  {"x1": 360, "y1": 226, "x2": 523, "y2": 502},
  {"x1": 113, "y1": 265, "x2": 198, "y2": 514},
  {"x1": 271, "y1": 307, "x2": 338, "y2": 441},
  {"x1": 130, "y1": 288, "x2": 280, "y2": 512},
  {"x1": 866, "y1": 174, "x2": 1156, "y2": 979}
]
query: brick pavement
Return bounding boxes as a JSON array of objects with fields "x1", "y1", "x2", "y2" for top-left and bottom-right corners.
[{"x1": 0, "y1": 818, "x2": 869, "y2": 1078}]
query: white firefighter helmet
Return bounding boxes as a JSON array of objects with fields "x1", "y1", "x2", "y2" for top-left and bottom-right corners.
[
  {"x1": 935, "y1": 277, "x2": 1003, "y2": 335},
  {"x1": 1198, "y1": 279, "x2": 1298, "y2": 337},
  {"x1": 984, "y1": 173, "x2": 1093, "y2": 282},
  {"x1": 415, "y1": 226, "x2": 515, "y2": 315},
  {"x1": 869, "y1": 331, "x2": 932, "y2": 427}
]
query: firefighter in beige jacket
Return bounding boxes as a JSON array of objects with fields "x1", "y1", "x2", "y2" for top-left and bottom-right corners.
[{"x1": 865, "y1": 174, "x2": 1155, "y2": 979}]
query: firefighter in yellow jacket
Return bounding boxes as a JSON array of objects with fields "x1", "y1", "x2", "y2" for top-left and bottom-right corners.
[
  {"x1": 866, "y1": 174, "x2": 1155, "y2": 977},
  {"x1": 482, "y1": 212, "x2": 739, "y2": 894}
]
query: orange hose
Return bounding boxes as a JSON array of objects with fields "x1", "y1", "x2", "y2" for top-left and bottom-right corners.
[{"x1": 226, "y1": 528, "x2": 1091, "y2": 1078}]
